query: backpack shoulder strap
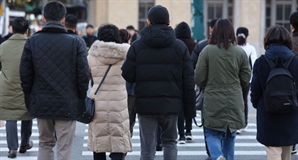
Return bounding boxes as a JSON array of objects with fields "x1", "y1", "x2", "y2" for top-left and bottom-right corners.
[
  {"x1": 284, "y1": 55, "x2": 295, "y2": 69},
  {"x1": 263, "y1": 55, "x2": 275, "y2": 69}
]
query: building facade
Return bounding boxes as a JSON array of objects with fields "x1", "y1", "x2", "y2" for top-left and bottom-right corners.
[
  {"x1": 87, "y1": 0, "x2": 192, "y2": 32},
  {"x1": 4, "y1": 0, "x2": 297, "y2": 55},
  {"x1": 87, "y1": 0, "x2": 298, "y2": 56}
]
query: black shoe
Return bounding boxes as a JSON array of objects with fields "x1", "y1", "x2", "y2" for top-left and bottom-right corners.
[
  {"x1": 292, "y1": 146, "x2": 297, "y2": 154},
  {"x1": 156, "y1": 144, "x2": 162, "y2": 151},
  {"x1": 178, "y1": 136, "x2": 186, "y2": 144},
  {"x1": 19, "y1": 141, "x2": 33, "y2": 153},
  {"x1": 185, "y1": 131, "x2": 193, "y2": 141},
  {"x1": 8, "y1": 150, "x2": 17, "y2": 158}
]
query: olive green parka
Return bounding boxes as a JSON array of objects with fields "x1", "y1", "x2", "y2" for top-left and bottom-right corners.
[{"x1": 195, "y1": 44, "x2": 251, "y2": 133}]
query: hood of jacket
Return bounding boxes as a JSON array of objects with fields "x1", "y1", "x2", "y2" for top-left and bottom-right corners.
[
  {"x1": 88, "y1": 40, "x2": 130, "y2": 65},
  {"x1": 140, "y1": 24, "x2": 176, "y2": 48},
  {"x1": 175, "y1": 22, "x2": 191, "y2": 39},
  {"x1": 265, "y1": 43, "x2": 294, "y2": 61}
]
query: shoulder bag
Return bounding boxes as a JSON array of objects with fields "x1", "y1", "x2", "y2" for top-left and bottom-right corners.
[{"x1": 77, "y1": 65, "x2": 112, "y2": 124}]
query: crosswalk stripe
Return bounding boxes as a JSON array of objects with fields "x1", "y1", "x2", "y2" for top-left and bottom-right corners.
[
  {"x1": 0, "y1": 140, "x2": 39, "y2": 144},
  {"x1": 0, "y1": 156, "x2": 37, "y2": 160},
  {"x1": 84, "y1": 122, "x2": 257, "y2": 127},
  {"x1": 82, "y1": 150, "x2": 267, "y2": 156},
  {"x1": 0, "y1": 126, "x2": 38, "y2": 130},
  {"x1": 0, "y1": 147, "x2": 38, "y2": 152},
  {"x1": 0, "y1": 133, "x2": 39, "y2": 137},
  {"x1": 132, "y1": 123, "x2": 256, "y2": 127},
  {"x1": 83, "y1": 135, "x2": 257, "y2": 140},
  {"x1": 84, "y1": 128, "x2": 257, "y2": 133},
  {"x1": 83, "y1": 142, "x2": 263, "y2": 147}
]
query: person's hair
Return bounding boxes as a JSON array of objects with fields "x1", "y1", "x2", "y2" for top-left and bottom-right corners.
[
  {"x1": 209, "y1": 19, "x2": 236, "y2": 50},
  {"x1": 290, "y1": 11, "x2": 298, "y2": 30},
  {"x1": 237, "y1": 36, "x2": 246, "y2": 46},
  {"x1": 210, "y1": 18, "x2": 219, "y2": 28},
  {"x1": 65, "y1": 14, "x2": 77, "y2": 29},
  {"x1": 126, "y1": 25, "x2": 135, "y2": 30},
  {"x1": 119, "y1": 29, "x2": 131, "y2": 43},
  {"x1": 97, "y1": 24, "x2": 121, "y2": 43},
  {"x1": 12, "y1": 17, "x2": 28, "y2": 34},
  {"x1": 86, "y1": 24, "x2": 94, "y2": 29},
  {"x1": 263, "y1": 25, "x2": 292, "y2": 50},
  {"x1": 236, "y1": 27, "x2": 249, "y2": 46},
  {"x1": 42, "y1": 1, "x2": 66, "y2": 21}
]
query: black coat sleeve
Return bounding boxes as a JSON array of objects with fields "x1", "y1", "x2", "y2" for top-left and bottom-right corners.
[
  {"x1": 191, "y1": 40, "x2": 207, "y2": 69},
  {"x1": 250, "y1": 58, "x2": 262, "y2": 108},
  {"x1": 20, "y1": 40, "x2": 34, "y2": 109},
  {"x1": 191, "y1": 45, "x2": 200, "y2": 69},
  {"x1": 121, "y1": 45, "x2": 136, "y2": 83},
  {"x1": 182, "y1": 48, "x2": 196, "y2": 119},
  {"x1": 76, "y1": 37, "x2": 90, "y2": 99}
]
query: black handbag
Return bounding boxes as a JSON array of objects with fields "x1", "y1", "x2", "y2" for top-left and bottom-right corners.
[
  {"x1": 77, "y1": 65, "x2": 112, "y2": 124},
  {"x1": 195, "y1": 87, "x2": 204, "y2": 110}
]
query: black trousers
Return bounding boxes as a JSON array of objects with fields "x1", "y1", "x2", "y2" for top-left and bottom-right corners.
[
  {"x1": 177, "y1": 111, "x2": 192, "y2": 137},
  {"x1": 156, "y1": 125, "x2": 161, "y2": 144},
  {"x1": 93, "y1": 152, "x2": 125, "y2": 160},
  {"x1": 128, "y1": 95, "x2": 136, "y2": 136},
  {"x1": 242, "y1": 84, "x2": 250, "y2": 127}
]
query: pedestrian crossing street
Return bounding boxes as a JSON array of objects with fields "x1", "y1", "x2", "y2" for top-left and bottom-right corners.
[{"x1": 0, "y1": 114, "x2": 279, "y2": 160}]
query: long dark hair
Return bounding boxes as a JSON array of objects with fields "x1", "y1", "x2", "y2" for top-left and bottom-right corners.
[
  {"x1": 263, "y1": 25, "x2": 292, "y2": 50},
  {"x1": 209, "y1": 19, "x2": 236, "y2": 50}
]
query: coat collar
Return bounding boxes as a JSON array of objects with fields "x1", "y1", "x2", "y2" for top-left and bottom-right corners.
[
  {"x1": 35, "y1": 21, "x2": 67, "y2": 34},
  {"x1": 8, "y1": 33, "x2": 27, "y2": 40}
]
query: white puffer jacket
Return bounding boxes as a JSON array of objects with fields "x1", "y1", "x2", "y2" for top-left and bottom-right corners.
[{"x1": 87, "y1": 40, "x2": 132, "y2": 153}]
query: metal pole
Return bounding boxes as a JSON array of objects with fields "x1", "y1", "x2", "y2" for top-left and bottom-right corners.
[{"x1": 2, "y1": 0, "x2": 6, "y2": 35}]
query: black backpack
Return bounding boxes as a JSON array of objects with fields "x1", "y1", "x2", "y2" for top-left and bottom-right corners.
[{"x1": 263, "y1": 55, "x2": 298, "y2": 114}]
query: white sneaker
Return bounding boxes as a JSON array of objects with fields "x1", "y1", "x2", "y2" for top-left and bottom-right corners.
[
  {"x1": 242, "y1": 125, "x2": 248, "y2": 132},
  {"x1": 217, "y1": 156, "x2": 226, "y2": 160},
  {"x1": 236, "y1": 129, "x2": 241, "y2": 134},
  {"x1": 178, "y1": 137, "x2": 186, "y2": 144}
]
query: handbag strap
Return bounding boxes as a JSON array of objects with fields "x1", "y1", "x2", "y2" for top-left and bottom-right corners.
[{"x1": 94, "y1": 65, "x2": 112, "y2": 95}]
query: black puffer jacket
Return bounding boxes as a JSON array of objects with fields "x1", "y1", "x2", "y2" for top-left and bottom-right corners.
[
  {"x1": 20, "y1": 21, "x2": 90, "y2": 120},
  {"x1": 175, "y1": 22, "x2": 197, "y2": 55},
  {"x1": 121, "y1": 24, "x2": 196, "y2": 118},
  {"x1": 191, "y1": 39, "x2": 208, "y2": 69}
]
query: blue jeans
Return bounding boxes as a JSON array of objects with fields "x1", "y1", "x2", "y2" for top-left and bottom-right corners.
[
  {"x1": 204, "y1": 127, "x2": 236, "y2": 160},
  {"x1": 138, "y1": 114, "x2": 178, "y2": 160},
  {"x1": 6, "y1": 120, "x2": 32, "y2": 151}
]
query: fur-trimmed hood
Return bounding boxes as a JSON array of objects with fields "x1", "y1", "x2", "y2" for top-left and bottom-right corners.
[{"x1": 88, "y1": 40, "x2": 130, "y2": 65}]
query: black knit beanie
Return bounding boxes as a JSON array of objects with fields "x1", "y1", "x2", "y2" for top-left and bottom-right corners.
[
  {"x1": 175, "y1": 22, "x2": 191, "y2": 39},
  {"x1": 290, "y1": 11, "x2": 298, "y2": 29},
  {"x1": 148, "y1": 5, "x2": 169, "y2": 25}
]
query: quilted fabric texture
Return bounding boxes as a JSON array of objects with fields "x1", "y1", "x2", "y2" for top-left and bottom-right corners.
[
  {"x1": 20, "y1": 22, "x2": 90, "y2": 120},
  {"x1": 87, "y1": 40, "x2": 132, "y2": 153}
]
